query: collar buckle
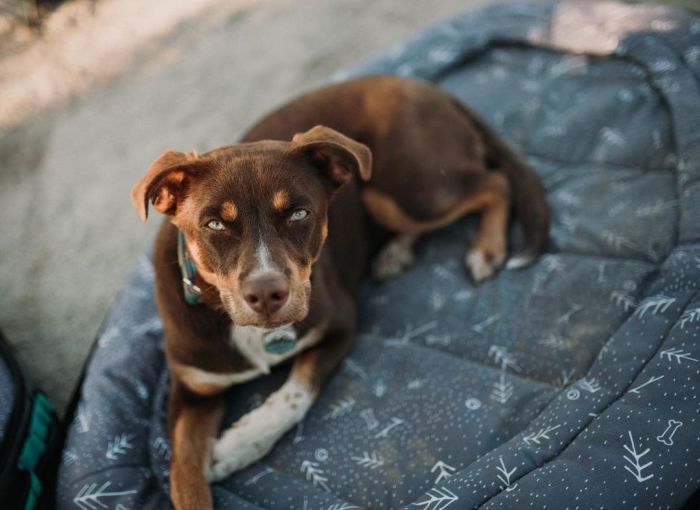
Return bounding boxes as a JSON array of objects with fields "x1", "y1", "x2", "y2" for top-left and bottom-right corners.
[{"x1": 177, "y1": 230, "x2": 202, "y2": 306}]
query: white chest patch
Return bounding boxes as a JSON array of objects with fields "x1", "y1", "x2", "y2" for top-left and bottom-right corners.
[
  {"x1": 178, "y1": 324, "x2": 326, "y2": 395},
  {"x1": 230, "y1": 324, "x2": 325, "y2": 375}
]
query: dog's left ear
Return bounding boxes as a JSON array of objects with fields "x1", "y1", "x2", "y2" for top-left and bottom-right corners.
[
  {"x1": 290, "y1": 125, "x2": 372, "y2": 189},
  {"x1": 131, "y1": 150, "x2": 202, "y2": 222}
]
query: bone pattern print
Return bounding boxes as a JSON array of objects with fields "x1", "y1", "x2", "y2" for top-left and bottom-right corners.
[{"x1": 55, "y1": 2, "x2": 700, "y2": 509}]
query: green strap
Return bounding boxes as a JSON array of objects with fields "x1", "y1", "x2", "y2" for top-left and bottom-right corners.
[{"x1": 17, "y1": 393, "x2": 54, "y2": 510}]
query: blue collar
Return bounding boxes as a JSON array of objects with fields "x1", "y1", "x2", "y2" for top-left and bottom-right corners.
[{"x1": 177, "y1": 230, "x2": 202, "y2": 306}]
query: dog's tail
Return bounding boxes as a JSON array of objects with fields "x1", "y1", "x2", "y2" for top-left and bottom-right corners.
[
  {"x1": 456, "y1": 102, "x2": 550, "y2": 268},
  {"x1": 486, "y1": 127, "x2": 550, "y2": 268}
]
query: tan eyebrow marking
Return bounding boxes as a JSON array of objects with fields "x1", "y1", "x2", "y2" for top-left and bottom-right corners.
[
  {"x1": 272, "y1": 191, "x2": 290, "y2": 211},
  {"x1": 220, "y1": 201, "x2": 238, "y2": 221}
]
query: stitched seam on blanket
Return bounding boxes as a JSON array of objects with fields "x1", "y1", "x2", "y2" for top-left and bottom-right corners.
[
  {"x1": 475, "y1": 290, "x2": 698, "y2": 508},
  {"x1": 524, "y1": 149, "x2": 678, "y2": 174},
  {"x1": 397, "y1": 264, "x2": 691, "y2": 508},
  {"x1": 69, "y1": 462, "x2": 154, "y2": 486},
  {"x1": 216, "y1": 461, "x2": 363, "y2": 509},
  {"x1": 364, "y1": 252, "x2": 660, "y2": 389},
  {"x1": 378, "y1": 337, "x2": 559, "y2": 390}
]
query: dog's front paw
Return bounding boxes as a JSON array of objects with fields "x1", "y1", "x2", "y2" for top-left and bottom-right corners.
[
  {"x1": 206, "y1": 427, "x2": 273, "y2": 482},
  {"x1": 374, "y1": 237, "x2": 415, "y2": 280}
]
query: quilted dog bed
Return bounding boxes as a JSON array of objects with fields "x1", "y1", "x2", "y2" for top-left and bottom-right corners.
[{"x1": 56, "y1": 1, "x2": 700, "y2": 508}]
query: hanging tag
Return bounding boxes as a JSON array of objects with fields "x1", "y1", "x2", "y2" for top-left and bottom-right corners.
[{"x1": 263, "y1": 328, "x2": 297, "y2": 355}]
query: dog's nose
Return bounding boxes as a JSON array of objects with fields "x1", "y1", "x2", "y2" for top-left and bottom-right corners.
[{"x1": 242, "y1": 274, "x2": 290, "y2": 316}]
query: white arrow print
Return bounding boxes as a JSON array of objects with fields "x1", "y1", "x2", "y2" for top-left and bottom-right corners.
[
  {"x1": 660, "y1": 348, "x2": 698, "y2": 364},
  {"x1": 430, "y1": 460, "x2": 456, "y2": 484},
  {"x1": 496, "y1": 456, "x2": 518, "y2": 492},
  {"x1": 375, "y1": 417, "x2": 404, "y2": 439},
  {"x1": 523, "y1": 424, "x2": 561, "y2": 446},
  {"x1": 634, "y1": 295, "x2": 676, "y2": 318},
  {"x1": 679, "y1": 308, "x2": 700, "y2": 328},
  {"x1": 490, "y1": 373, "x2": 514, "y2": 404},
  {"x1": 106, "y1": 434, "x2": 134, "y2": 460},
  {"x1": 301, "y1": 460, "x2": 330, "y2": 492},
  {"x1": 351, "y1": 451, "x2": 385, "y2": 470},
  {"x1": 412, "y1": 487, "x2": 458, "y2": 510},
  {"x1": 245, "y1": 467, "x2": 274, "y2": 485},
  {"x1": 578, "y1": 378, "x2": 601, "y2": 394},
  {"x1": 629, "y1": 375, "x2": 664, "y2": 394},
  {"x1": 472, "y1": 314, "x2": 499, "y2": 333},
  {"x1": 323, "y1": 397, "x2": 356, "y2": 420},
  {"x1": 73, "y1": 482, "x2": 137, "y2": 510},
  {"x1": 623, "y1": 431, "x2": 654, "y2": 482}
]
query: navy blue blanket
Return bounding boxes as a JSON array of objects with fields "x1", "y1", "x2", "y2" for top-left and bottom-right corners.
[{"x1": 56, "y1": 1, "x2": 700, "y2": 508}]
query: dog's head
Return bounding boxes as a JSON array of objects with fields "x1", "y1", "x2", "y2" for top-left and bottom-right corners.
[{"x1": 132, "y1": 125, "x2": 371, "y2": 328}]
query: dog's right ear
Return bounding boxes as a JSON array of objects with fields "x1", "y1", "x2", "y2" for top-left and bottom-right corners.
[
  {"x1": 131, "y1": 150, "x2": 201, "y2": 222},
  {"x1": 290, "y1": 125, "x2": 372, "y2": 190}
]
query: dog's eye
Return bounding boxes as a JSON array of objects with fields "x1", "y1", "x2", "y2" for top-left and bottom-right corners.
[
  {"x1": 207, "y1": 219, "x2": 226, "y2": 231},
  {"x1": 289, "y1": 209, "x2": 309, "y2": 222}
]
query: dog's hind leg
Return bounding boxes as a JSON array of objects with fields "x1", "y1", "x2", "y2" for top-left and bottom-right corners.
[
  {"x1": 363, "y1": 169, "x2": 510, "y2": 283},
  {"x1": 373, "y1": 233, "x2": 419, "y2": 280},
  {"x1": 169, "y1": 382, "x2": 225, "y2": 510},
  {"x1": 464, "y1": 172, "x2": 510, "y2": 283}
]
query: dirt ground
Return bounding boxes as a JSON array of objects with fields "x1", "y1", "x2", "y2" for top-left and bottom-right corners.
[{"x1": 0, "y1": 0, "x2": 487, "y2": 414}]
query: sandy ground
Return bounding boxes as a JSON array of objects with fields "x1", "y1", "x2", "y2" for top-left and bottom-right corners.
[{"x1": 0, "y1": 0, "x2": 486, "y2": 415}]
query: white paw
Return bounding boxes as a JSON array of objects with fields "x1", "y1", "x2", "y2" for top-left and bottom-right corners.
[
  {"x1": 465, "y1": 238, "x2": 507, "y2": 283},
  {"x1": 206, "y1": 427, "x2": 273, "y2": 482},
  {"x1": 505, "y1": 250, "x2": 536, "y2": 270},
  {"x1": 374, "y1": 240, "x2": 415, "y2": 280},
  {"x1": 465, "y1": 250, "x2": 494, "y2": 283}
]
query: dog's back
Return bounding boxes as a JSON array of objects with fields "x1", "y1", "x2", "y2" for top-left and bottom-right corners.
[{"x1": 243, "y1": 75, "x2": 549, "y2": 279}]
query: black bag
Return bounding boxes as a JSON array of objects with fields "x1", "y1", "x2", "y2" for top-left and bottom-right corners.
[{"x1": 0, "y1": 331, "x2": 60, "y2": 510}]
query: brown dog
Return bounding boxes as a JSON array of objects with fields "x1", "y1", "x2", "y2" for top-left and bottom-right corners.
[{"x1": 131, "y1": 75, "x2": 548, "y2": 509}]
